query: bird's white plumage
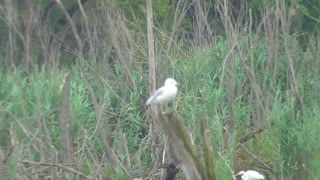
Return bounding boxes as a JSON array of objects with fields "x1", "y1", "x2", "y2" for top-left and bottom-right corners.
[
  {"x1": 236, "y1": 170, "x2": 264, "y2": 180},
  {"x1": 146, "y1": 78, "x2": 178, "y2": 105}
]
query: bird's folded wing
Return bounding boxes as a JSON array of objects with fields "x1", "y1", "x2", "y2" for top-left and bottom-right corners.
[{"x1": 146, "y1": 87, "x2": 164, "y2": 105}]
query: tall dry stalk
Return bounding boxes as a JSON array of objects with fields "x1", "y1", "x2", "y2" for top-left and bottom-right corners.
[
  {"x1": 4, "y1": 0, "x2": 15, "y2": 68},
  {"x1": 54, "y1": 1, "x2": 132, "y2": 178},
  {"x1": 146, "y1": 0, "x2": 162, "y2": 175},
  {"x1": 22, "y1": 0, "x2": 32, "y2": 68},
  {"x1": 58, "y1": 73, "x2": 73, "y2": 165}
]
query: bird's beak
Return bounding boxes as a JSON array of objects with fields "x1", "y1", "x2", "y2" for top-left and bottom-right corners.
[{"x1": 235, "y1": 172, "x2": 241, "y2": 176}]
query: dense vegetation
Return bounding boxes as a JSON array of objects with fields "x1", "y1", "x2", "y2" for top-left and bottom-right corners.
[{"x1": 0, "y1": 0, "x2": 319, "y2": 179}]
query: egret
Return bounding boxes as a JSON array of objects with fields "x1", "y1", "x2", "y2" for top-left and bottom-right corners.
[
  {"x1": 236, "y1": 170, "x2": 264, "y2": 180},
  {"x1": 145, "y1": 78, "x2": 178, "y2": 107}
]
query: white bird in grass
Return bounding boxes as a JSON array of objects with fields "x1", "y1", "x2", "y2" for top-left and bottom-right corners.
[
  {"x1": 145, "y1": 78, "x2": 178, "y2": 107},
  {"x1": 236, "y1": 170, "x2": 264, "y2": 180}
]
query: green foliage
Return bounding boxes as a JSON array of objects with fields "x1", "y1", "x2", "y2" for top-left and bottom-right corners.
[
  {"x1": 296, "y1": 0, "x2": 320, "y2": 33},
  {"x1": 1, "y1": 31, "x2": 320, "y2": 178},
  {"x1": 7, "y1": 156, "x2": 18, "y2": 179},
  {"x1": 0, "y1": 67, "x2": 60, "y2": 146},
  {"x1": 113, "y1": 166, "x2": 126, "y2": 180},
  {"x1": 1, "y1": 0, "x2": 320, "y2": 179}
]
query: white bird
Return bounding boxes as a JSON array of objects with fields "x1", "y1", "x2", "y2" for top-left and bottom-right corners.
[
  {"x1": 236, "y1": 170, "x2": 264, "y2": 180},
  {"x1": 145, "y1": 78, "x2": 178, "y2": 106}
]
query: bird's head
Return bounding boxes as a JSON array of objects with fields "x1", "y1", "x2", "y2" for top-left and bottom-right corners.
[
  {"x1": 164, "y1": 78, "x2": 178, "y2": 87},
  {"x1": 236, "y1": 171, "x2": 246, "y2": 176},
  {"x1": 236, "y1": 171, "x2": 247, "y2": 180}
]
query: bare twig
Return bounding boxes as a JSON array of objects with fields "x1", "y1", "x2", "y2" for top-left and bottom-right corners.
[
  {"x1": 2, "y1": 146, "x2": 14, "y2": 164},
  {"x1": 21, "y1": 160, "x2": 90, "y2": 179},
  {"x1": 239, "y1": 127, "x2": 265, "y2": 144},
  {"x1": 106, "y1": 13, "x2": 134, "y2": 87},
  {"x1": 237, "y1": 143, "x2": 273, "y2": 173},
  {"x1": 54, "y1": 1, "x2": 132, "y2": 178},
  {"x1": 219, "y1": 44, "x2": 237, "y2": 89}
]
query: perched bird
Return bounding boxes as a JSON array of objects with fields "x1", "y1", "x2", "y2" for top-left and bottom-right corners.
[
  {"x1": 236, "y1": 170, "x2": 264, "y2": 180},
  {"x1": 145, "y1": 78, "x2": 178, "y2": 106}
]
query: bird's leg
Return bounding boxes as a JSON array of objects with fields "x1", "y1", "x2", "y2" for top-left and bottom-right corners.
[
  {"x1": 164, "y1": 103, "x2": 168, "y2": 113},
  {"x1": 160, "y1": 104, "x2": 164, "y2": 114},
  {"x1": 174, "y1": 98, "x2": 178, "y2": 112},
  {"x1": 161, "y1": 103, "x2": 168, "y2": 114}
]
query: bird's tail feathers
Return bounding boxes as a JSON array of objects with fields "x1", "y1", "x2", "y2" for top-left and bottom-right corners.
[{"x1": 145, "y1": 97, "x2": 154, "y2": 105}]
